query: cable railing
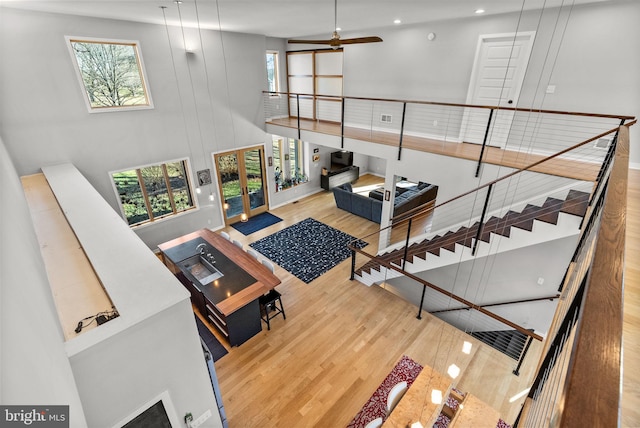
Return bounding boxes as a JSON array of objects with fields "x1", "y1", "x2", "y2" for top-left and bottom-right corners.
[
  {"x1": 516, "y1": 122, "x2": 633, "y2": 427},
  {"x1": 264, "y1": 91, "x2": 632, "y2": 181}
]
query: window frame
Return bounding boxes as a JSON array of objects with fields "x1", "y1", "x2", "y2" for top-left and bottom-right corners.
[
  {"x1": 66, "y1": 35, "x2": 154, "y2": 113},
  {"x1": 109, "y1": 158, "x2": 198, "y2": 228},
  {"x1": 266, "y1": 50, "x2": 280, "y2": 95}
]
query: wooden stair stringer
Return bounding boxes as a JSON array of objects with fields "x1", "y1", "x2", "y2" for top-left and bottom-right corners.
[{"x1": 354, "y1": 211, "x2": 583, "y2": 287}]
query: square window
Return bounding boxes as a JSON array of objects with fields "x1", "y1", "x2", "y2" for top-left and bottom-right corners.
[{"x1": 67, "y1": 36, "x2": 153, "y2": 112}]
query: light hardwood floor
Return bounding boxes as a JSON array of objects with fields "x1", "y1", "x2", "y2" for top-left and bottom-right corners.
[{"x1": 210, "y1": 174, "x2": 559, "y2": 427}]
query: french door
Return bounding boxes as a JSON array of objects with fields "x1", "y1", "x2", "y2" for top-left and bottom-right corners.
[{"x1": 214, "y1": 146, "x2": 269, "y2": 225}]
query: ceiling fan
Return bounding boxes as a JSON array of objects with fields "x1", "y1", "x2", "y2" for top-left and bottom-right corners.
[{"x1": 287, "y1": 0, "x2": 383, "y2": 48}]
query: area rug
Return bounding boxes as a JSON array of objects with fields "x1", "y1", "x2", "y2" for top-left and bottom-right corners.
[
  {"x1": 249, "y1": 217, "x2": 368, "y2": 283},
  {"x1": 231, "y1": 212, "x2": 282, "y2": 236},
  {"x1": 195, "y1": 315, "x2": 228, "y2": 362},
  {"x1": 347, "y1": 355, "x2": 424, "y2": 428}
]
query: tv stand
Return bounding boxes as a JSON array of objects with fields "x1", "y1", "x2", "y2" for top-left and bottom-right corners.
[{"x1": 320, "y1": 166, "x2": 359, "y2": 190}]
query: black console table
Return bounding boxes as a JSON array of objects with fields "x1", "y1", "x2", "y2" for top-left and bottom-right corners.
[{"x1": 321, "y1": 166, "x2": 359, "y2": 190}]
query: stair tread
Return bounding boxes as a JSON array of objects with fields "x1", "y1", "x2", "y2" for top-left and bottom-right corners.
[{"x1": 354, "y1": 189, "x2": 590, "y2": 283}]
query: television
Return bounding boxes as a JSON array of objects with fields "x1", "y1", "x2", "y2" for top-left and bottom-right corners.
[{"x1": 330, "y1": 151, "x2": 354, "y2": 170}]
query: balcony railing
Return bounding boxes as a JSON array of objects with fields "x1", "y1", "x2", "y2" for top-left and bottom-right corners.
[{"x1": 264, "y1": 91, "x2": 632, "y2": 181}]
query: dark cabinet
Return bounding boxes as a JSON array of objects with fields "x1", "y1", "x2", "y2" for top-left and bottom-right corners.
[{"x1": 320, "y1": 166, "x2": 359, "y2": 190}]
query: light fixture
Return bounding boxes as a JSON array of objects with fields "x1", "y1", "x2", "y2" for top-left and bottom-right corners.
[
  {"x1": 208, "y1": 192, "x2": 214, "y2": 202},
  {"x1": 447, "y1": 364, "x2": 461, "y2": 379},
  {"x1": 509, "y1": 387, "x2": 531, "y2": 403},
  {"x1": 195, "y1": 187, "x2": 202, "y2": 194},
  {"x1": 475, "y1": 9, "x2": 485, "y2": 14},
  {"x1": 335, "y1": 27, "x2": 342, "y2": 32},
  {"x1": 462, "y1": 341, "x2": 472, "y2": 354},
  {"x1": 393, "y1": 19, "x2": 402, "y2": 24},
  {"x1": 240, "y1": 213, "x2": 248, "y2": 222},
  {"x1": 223, "y1": 201, "x2": 229, "y2": 210},
  {"x1": 431, "y1": 389, "x2": 443, "y2": 404}
]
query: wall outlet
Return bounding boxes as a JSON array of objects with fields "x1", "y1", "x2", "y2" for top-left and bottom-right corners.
[{"x1": 191, "y1": 410, "x2": 212, "y2": 428}]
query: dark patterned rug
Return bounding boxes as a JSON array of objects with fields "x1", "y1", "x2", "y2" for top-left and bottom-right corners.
[{"x1": 249, "y1": 217, "x2": 368, "y2": 284}]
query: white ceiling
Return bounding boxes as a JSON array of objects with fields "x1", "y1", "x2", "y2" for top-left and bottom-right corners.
[{"x1": 2, "y1": 0, "x2": 610, "y2": 39}]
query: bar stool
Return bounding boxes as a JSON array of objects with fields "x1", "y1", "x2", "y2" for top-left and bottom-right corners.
[{"x1": 259, "y1": 289, "x2": 286, "y2": 330}]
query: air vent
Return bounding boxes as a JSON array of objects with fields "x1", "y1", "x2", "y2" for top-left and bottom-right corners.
[
  {"x1": 594, "y1": 137, "x2": 612, "y2": 149},
  {"x1": 381, "y1": 114, "x2": 392, "y2": 123}
]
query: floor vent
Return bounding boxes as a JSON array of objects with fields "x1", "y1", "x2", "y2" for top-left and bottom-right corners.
[{"x1": 594, "y1": 137, "x2": 612, "y2": 149}]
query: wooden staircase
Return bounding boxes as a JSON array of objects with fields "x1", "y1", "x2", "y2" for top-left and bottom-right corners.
[{"x1": 355, "y1": 189, "x2": 590, "y2": 282}]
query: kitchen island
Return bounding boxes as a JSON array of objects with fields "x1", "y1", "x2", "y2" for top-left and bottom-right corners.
[{"x1": 158, "y1": 229, "x2": 281, "y2": 346}]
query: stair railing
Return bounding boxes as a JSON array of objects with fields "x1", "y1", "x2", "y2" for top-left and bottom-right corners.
[
  {"x1": 345, "y1": 124, "x2": 623, "y2": 352},
  {"x1": 514, "y1": 122, "x2": 633, "y2": 427}
]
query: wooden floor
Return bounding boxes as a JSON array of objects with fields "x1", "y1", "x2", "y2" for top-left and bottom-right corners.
[
  {"x1": 209, "y1": 170, "x2": 640, "y2": 427},
  {"x1": 212, "y1": 174, "x2": 544, "y2": 427}
]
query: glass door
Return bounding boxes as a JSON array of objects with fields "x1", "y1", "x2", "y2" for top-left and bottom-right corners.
[{"x1": 215, "y1": 146, "x2": 268, "y2": 225}]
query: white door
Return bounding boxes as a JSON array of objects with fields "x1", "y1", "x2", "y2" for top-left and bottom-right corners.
[{"x1": 460, "y1": 32, "x2": 536, "y2": 147}]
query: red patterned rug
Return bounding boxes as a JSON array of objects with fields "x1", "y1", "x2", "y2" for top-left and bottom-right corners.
[{"x1": 347, "y1": 355, "x2": 424, "y2": 428}]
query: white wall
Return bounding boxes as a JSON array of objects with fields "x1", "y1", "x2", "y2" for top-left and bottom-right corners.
[
  {"x1": 1, "y1": 1, "x2": 637, "y2": 251},
  {"x1": 0, "y1": 137, "x2": 87, "y2": 426},
  {"x1": 69, "y1": 300, "x2": 220, "y2": 428},
  {"x1": 0, "y1": 7, "x2": 269, "y2": 249},
  {"x1": 338, "y1": 0, "x2": 639, "y2": 165},
  {"x1": 382, "y1": 235, "x2": 578, "y2": 335}
]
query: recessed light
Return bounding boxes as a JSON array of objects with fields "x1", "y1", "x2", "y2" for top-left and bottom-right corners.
[
  {"x1": 475, "y1": 9, "x2": 485, "y2": 14},
  {"x1": 394, "y1": 19, "x2": 402, "y2": 25}
]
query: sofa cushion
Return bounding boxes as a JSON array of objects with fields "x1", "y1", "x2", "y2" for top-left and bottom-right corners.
[
  {"x1": 351, "y1": 193, "x2": 373, "y2": 220},
  {"x1": 332, "y1": 186, "x2": 352, "y2": 211}
]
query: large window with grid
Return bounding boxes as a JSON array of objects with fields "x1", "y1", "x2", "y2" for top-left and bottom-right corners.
[
  {"x1": 286, "y1": 49, "x2": 343, "y2": 122},
  {"x1": 111, "y1": 159, "x2": 195, "y2": 226}
]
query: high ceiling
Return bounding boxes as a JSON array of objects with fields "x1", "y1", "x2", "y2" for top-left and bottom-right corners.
[{"x1": 2, "y1": 0, "x2": 610, "y2": 38}]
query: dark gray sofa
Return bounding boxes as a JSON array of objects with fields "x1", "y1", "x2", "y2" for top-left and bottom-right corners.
[
  {"x1": 332, "y1": 182, "x2": 438, "y2": 223},
  {"x1": 332, "y1": 183, "x2": 383, "y2": 223}
]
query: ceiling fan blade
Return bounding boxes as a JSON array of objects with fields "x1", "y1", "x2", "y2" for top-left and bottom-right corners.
[
  {"x1": 338, "y1": 36, "x2": 383, "y2": 45},
  {"x1": 287, "y1": 39, "x2": 335, "y2": 44}
]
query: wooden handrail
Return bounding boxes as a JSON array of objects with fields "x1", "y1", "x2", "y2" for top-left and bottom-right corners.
[
  {"x1": 264, "y1": 90, "x2": 636, "y2": 121},
  {"x1": 430, "y1": 295, "x2": 560, "y2": 314},
  {"x1": 555, "y1": 124, "x2": 628, "y2": 427},
  {"x1": 350, "y1": 244, "x2": 544, "y2": 341}
]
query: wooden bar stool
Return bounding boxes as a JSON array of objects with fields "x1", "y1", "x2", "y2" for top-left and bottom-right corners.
[{"x1": 259, "y1": 289, "x2": 286, "y2": 330}]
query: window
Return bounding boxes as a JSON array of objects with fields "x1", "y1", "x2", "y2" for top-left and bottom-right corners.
[
  {"x1": 272, "y1": 136, "x2": 283, "y2": 172},
  {"x1": 111, "y1": 160, "x2": 195, "y2": 226},
  {"x1": 266, "y1": 51, "x2": 279, "y2": 93},
  {"x1": 272, "y1": 135, "x2": 307, "y2": 191},
  {"x1": 289, "y1": 138, "x2": 303, "y2": 179},
  {"x1": 67, "y1": 36, "x2": 152, "y2": 111}
]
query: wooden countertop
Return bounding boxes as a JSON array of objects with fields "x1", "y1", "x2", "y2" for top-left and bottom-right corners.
[
  {"x1": 383, "y1": 364, "x2": 452, "y2": 427},
  {"x1": 158, "y1": 229, "x2": 280, "y2": 316},
  {"x1": 449, "y1": 394, "x2": 501, "y2": 427}
]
